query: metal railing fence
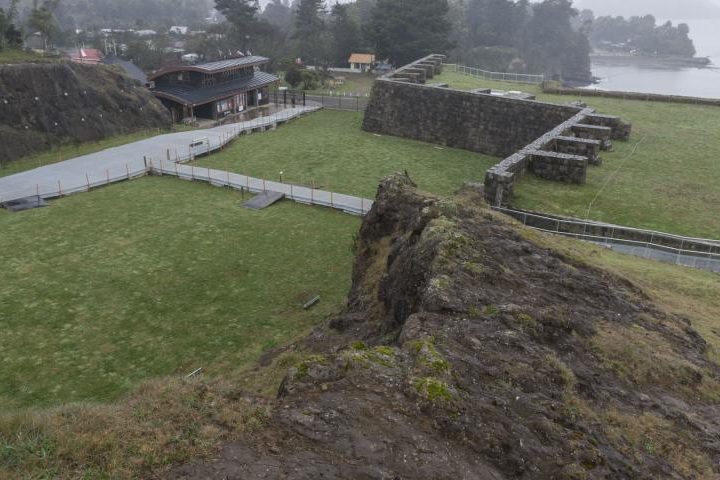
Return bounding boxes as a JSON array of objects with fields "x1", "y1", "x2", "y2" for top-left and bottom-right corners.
[
  {"x1": 448, "y1": 63, "x2": 545, "y2": 85},
  {"x1": 0, "y1": 106, "x2": 320, "y2": 204},
  {"x1": 305, "y1": 94, "x2": 369, "y2": 112},
  {"x1": 150, "y1": 160, "x2": 373, "y2": 216},
  {"x1": 493, "y1": 206, "x2": 720, "y2": 273}
]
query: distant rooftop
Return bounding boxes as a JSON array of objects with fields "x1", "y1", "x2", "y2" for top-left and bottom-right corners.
[
  {"x1": 348, "y1": 53, "x2": 376, "y2": 64},
  {"x1": 148, "y1": 56, "x2": 270, "y2": 81},
  {"x1": 151, "y1": 71, "x2": 279, "y2": 106}
]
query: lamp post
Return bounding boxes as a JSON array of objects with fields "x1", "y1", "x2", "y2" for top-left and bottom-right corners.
[{"x1": 279, "y1": 171, "x2": 284, "y2": 184}]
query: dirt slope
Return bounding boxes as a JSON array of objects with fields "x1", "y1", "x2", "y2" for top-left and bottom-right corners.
[
  {"x1": 0, "y1": 62, "x2": 169, "y2": 164},
  {"x1": 168, "y1": 174, "x2": 720, "y2": 479}
]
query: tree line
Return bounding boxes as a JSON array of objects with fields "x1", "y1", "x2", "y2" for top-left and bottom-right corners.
[
  {"x1": 216, "y1": 0, "x2": 593, "y2": 83},
  {"x1": 586, "y1": 12, "x2": 697, "y2": 58}
]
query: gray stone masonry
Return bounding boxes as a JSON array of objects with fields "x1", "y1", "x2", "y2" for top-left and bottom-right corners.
[
  {"x1": 585, "y1": 113, "x2": 632, "y2": 140},
  {"x1": 553, "y1": 136, "x2": 602, "y2": 165},
  {"x1": 528, "y1": 151, "x2": 588, "y2": 184},
  {"x1": 572, "y1": 124, "x2": 613, "y2": 149},
  {"x1": 362, "y1": 54, "x2": 632, "y2": 206}
]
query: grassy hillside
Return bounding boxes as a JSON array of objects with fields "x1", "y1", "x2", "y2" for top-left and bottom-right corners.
[
  {"x1": 1, "y1": 180, "x2": 718, "y2": 478},
  {"x1": 433, "y1": 70, "x2": 720, "y2": 239},
  {"x1": 195, "y1": 110, "x2": 496, "y2": 199},
  {"x1": 0, "y1": 177, "x2": 359, "y2": 408}
]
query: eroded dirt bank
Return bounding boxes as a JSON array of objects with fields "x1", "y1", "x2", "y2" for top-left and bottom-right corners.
[
  {"x1": 0, "y1": 62, "x2": 169, "y2": 164},
  {"x1": 168, "y1": 174, "x2": 720, "y2": 479}
]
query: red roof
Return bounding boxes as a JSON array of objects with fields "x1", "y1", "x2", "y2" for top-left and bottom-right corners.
[{"x1": 69, "y1": 48, "x2": 104, "y2": 64}]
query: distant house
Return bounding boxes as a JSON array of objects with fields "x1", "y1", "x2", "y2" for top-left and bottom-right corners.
[
  {"x1": 169, "y1": 26, "x2": 189, "y2": 36},
  {"x1": 181, "y1": 53, "x2": 200, "y2": 64},
  {"x1": 348, "y1": 53, "x2": 376, "y2": 72},
  {"x1": 136, "y1": 30, "x2": 157, "y2": 37},
  {"x1": 25, "y1": 32, "x2": 46, "y2": 51},
  {"x1": 66, "y1": 48, "x2": 104, "y2": 65},
  {"x1": 149, "y1": 56, "x2": 279, "y2": 122}
]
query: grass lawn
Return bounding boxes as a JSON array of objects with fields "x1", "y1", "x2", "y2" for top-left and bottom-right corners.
[
  {"x1": 0, "y1": 49, "x2": 55, "y2": 64},
  {"x1": 0, "y1": 176, "x2": 359, "y2": 408},
  {"x1": 434, "y1": 70, "x2": 720, "y2": 239},
  {"x1": 194, "y1": 110, "x2": 496, "y2": 199},
  {"x1": 310, "y1": 72, "x2": 376, "y2": 96}
]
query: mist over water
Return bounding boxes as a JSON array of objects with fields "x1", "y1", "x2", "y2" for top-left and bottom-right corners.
[{"x1": 586, "y1": 17, "x2": 720, "y2": 99}]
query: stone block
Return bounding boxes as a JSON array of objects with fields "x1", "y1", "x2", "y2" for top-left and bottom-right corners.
[
  {"x1": 528, "y1": 150, "x2": 588, "y2": 184},
  {"x1": 552, "y1": 136, "x2": 602, "y2": 165}
]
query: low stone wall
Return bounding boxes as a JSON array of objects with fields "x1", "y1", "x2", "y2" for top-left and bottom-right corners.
[
  {"x1": 362, "y1": 54, "x2": 632, "y2": 206},
  {"x1": 542, "y1": 84, "x2": 720, "y2": 107},
  {"x1": 529, "y1": 151, "x2": 588, "y2": 184}
]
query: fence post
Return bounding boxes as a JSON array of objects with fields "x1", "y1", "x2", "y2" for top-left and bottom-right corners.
[
  {"x1": 86, "y1": 173, "x2": 90, "y2": 191},
  {"x1": 57, "y1": 180, "x2": 62, "y2": 196}
]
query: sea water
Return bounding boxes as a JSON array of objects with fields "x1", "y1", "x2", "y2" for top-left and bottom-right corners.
[{"x1": 586, "y1": 18, "x2": 720, "y2": 99}]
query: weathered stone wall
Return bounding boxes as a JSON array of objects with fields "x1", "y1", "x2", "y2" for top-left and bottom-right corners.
[
  {"x1": 363, "y1": 54, "x2": 632, "y2": 206},
  {"x1": 363, "y1": 78, "x2": 583, "y2": 158},
  {"x1": 529, "y1": 151, "x2": 588, "y2": 184}
]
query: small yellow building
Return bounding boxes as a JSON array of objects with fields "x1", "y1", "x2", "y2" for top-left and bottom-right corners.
[{"x1": 348, "y1": 53, "x2": 376, "y2": 72}]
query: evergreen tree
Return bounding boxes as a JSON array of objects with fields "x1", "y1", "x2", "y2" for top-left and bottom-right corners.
[
  {"x1": 367, "y1": 0, "x2": 453, "y2": 66},
  {"x1": 521, "y1": 0, "x2": 590, "y2": 82},
  {"x1": 262, "y1": 0, "x2": 293, "y2": 31},
  {"x1": 214, "y1": 0, "x2": 258, "y2": 28},
  {"x1": 293, "y1": 0, "x2": 327, "y2": 65},
  {"x1": 28, "y1": 0, "x2": 60, "y2": 50},
  {"x1": 329, "y1": 3, "x2": 362, "y2": 66}
]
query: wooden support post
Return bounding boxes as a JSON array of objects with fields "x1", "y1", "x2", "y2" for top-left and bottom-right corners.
[
  {"x1": 86, "y1": 173, "x2": 90, "y2": 191},
  {"x1": 57, "y1": 180, "x2": 62, "y2": 195}
]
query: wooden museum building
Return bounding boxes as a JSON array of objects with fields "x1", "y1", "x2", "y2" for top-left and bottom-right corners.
[{"x1": 148, "y1": 56, "x2": 279, "y2": 122}]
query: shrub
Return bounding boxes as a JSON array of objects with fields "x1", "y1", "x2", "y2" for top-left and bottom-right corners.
[{"x1": 284, "y1": 67, "x2": 303, "y2": 88}]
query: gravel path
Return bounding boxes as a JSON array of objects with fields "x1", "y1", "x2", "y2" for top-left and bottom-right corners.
[{"x1": 0, "y1": 106, "x2": 318, "y2": 202}]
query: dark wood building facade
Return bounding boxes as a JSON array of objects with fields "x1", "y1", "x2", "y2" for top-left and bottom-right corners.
[{"x1": 149, "y1": 56, "x2": 279, "y2": 122}]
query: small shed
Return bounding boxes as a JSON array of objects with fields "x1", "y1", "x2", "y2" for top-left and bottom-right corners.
[{"x1": 348, "y1": 53, "x2": 376, "y2": 72}]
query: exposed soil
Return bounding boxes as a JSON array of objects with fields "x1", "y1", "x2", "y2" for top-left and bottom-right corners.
[
  {"x1": 0, "y1": 62, "x2": 169, "y2": 164},
  {"x1": 167, "y1": 174, "x2": 720, "y2": 479}
]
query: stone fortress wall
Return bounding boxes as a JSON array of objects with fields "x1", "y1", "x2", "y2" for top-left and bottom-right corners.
[{"x1": 362, "y1": 55, "x2": 632, "y2": 206}]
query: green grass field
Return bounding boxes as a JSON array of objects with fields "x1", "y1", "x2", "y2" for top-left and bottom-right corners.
[
  {"x1": 433, "y1": 70, "x2": 720, "y2": 239},
  {"x1": 195, "y1": 110, "x2": 496, "y2": 199},
  {"x1": 0, "y1": 177, "x2": 359, "y2": 408},
  {"x1": 0, "y1": 49, "x2": 55, "y2": 64}
]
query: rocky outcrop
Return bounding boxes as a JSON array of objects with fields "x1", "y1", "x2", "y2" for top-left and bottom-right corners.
[
  {"x1": 0, "y1": 62, "x2": 169, "y2": 165},
  {"x1": 169, "y1": 174, "x2": 720, "y2": 480}
]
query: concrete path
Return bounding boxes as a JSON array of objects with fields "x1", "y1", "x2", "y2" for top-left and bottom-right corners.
[{"x1": 0, "y1": 105, "x2": 319, "y2": 203}]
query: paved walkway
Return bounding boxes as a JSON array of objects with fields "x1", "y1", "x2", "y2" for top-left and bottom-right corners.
[{"x1": 0, "y1": 105, "x2": 319, "y2": 203}]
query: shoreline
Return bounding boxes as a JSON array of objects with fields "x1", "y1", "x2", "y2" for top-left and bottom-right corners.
[{"x1": 590, "y1": 53, "x2": 713, "y2": 69}]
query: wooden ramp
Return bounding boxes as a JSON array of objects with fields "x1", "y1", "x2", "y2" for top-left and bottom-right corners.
[{"x1": 243, "y1": 191, "x2": 285, "y2": 210}]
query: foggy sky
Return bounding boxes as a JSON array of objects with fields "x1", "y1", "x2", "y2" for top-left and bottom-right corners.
[
  {"x1": 574, "y1": 0, "x2": 720, "y2": 19},
  {"x1": 257, "y1": 0, "x2": 720, "y2": 20}
]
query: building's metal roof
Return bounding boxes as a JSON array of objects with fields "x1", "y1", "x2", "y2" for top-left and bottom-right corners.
[
  {"x1": 151, "y1": 71, "x2": 279, "y2": 106},
  {"x1": 102, "y1": 56, "x2": 147, "y2": 84},
  {"x1": 148, "y1": 56, "x2": 270, "y2": 81}
]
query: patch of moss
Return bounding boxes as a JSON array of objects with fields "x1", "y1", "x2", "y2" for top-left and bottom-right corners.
[
  {"x1": 343, "y1": 346, "x2": 397, "y2": 369},
  {"x1": 413, "y1": 377, "x2": 454, "y2": 402},
  {"x1": 483, "y1": 305, "x2": 499, "y2": 317},
  {"x1": 294, "y1": 355, "x2": 328, "y2": 379},
  {"x1": 515, "y1": 312, "x2": 538, "y2": 331},
  {"x1": 409, "y1": 337, "x2": 451, "y2": 374}
]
